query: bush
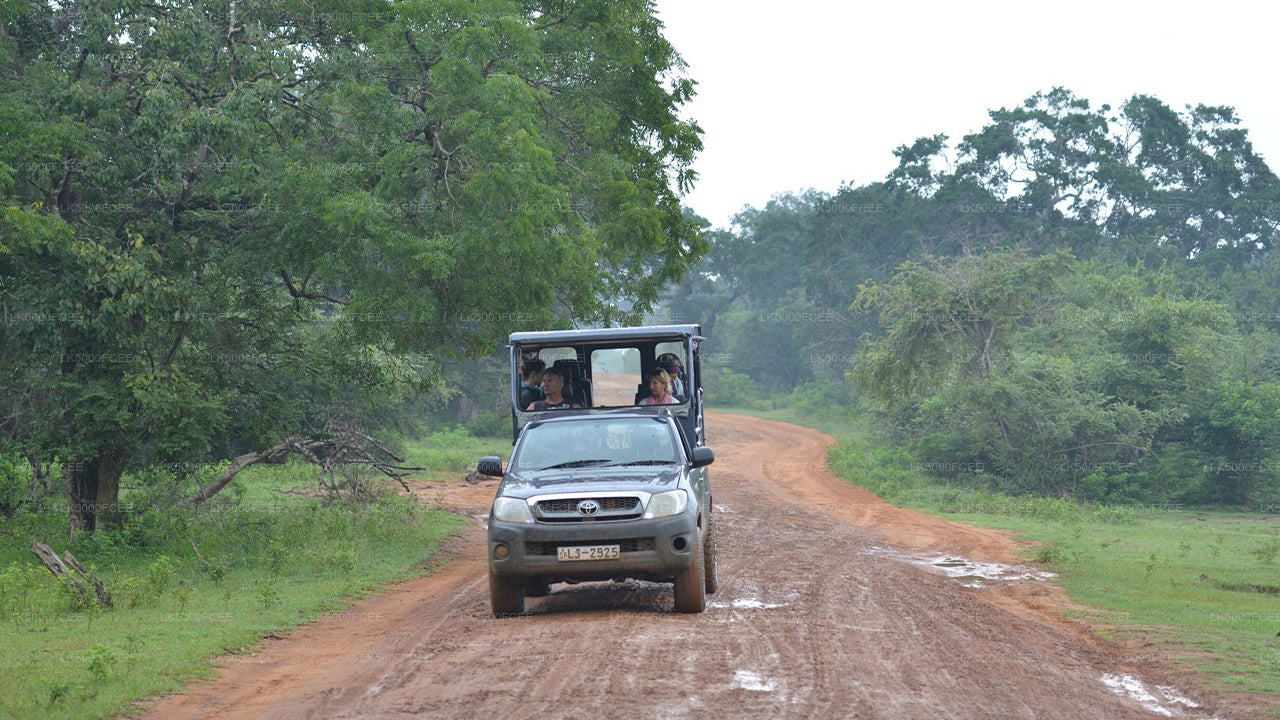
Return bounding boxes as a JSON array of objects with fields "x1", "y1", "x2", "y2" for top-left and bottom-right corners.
[
  {"x1": 464, "y1": 410, "x2": 508, "y2": 438},
  {"x1": 703, "y1": 367, "x2": 768, "y2": 409},
  {"x1": 787, "y1": 379, "x2": 853, "y2": 422},
  {"x1": 414, "y1": 427, "x2": 486, "y2": 473},
  {"x1": 0, "y1": 561, "x2": 79, "y2": 622},
  {"x1": 115, "y1": 555, "x2": 176, "y2": 609},
  {"x1": 0, "y1": 455, "x2": 32, "y2": 516}
]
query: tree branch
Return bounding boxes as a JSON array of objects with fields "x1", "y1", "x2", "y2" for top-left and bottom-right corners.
[
  {"x1": 177, "y1": 444, "x2": 289, "y2": 509},
  {"x1": 178, "y1": 421, "x2": 424, "y2": 508},
  {"x1": 280, "y1": 269, "x2": 349, "y2": 305}
]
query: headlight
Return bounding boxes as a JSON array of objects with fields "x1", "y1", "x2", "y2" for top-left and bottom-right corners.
[
  {"x1": 492, "y1": 496, "x2": 533, "y2": 524},
  {"x1": 645, "y1": 490, "x2": 688, "y2": 518}
]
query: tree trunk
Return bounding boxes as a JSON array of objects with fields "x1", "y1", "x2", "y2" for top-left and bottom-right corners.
[
  {"x1": 65, "y1": 449, "x2": 128, "y2": 537},
  {"x1": 25, "y1": 452, "x2": 54, "y2": 504},
  {"x1": 66, "y1": 459, "x2": 98, "y2": 537},
  {"x1": 94, "y1": 451, "x2": 127, "y2": 530}
]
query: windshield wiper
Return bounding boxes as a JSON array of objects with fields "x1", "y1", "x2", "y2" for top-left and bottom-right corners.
[
  {"x1": 610, "y1": 459, "x2": 677, "y2": 467},
  {"x1": 535, "y1": 458, "x2": 615, "y2": 470}
]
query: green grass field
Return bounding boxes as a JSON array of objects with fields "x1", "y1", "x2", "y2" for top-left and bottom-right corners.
[
  {"x1": 936, "y1": 509, "x2": 1280, "y2": 699},
  {"x1": 0, "y1": 429, "x2": 496, "y2": 720},
  {"x1": 400, "y1": 427, "x2": 513, "y2": 476},
  {"x1": 714, "y1": 404, "x2": 1280, "y2": 709}
]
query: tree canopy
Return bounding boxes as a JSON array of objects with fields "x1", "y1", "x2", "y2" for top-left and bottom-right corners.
[
  {"x1": 660, "y1": 87, "x2": 1280, "y2": 507},
  {"x1": 1, "y1": 0, "x2": 706, "y2": 531}
]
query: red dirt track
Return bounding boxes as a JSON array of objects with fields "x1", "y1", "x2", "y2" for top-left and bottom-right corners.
[{"x1": 139, "y1": 413, "x2": 1236, "y2": 720}]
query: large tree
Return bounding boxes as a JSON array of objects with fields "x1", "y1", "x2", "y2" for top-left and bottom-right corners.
[{"x1": 0, "y1": 0, "x2": 706, "y2": 532}]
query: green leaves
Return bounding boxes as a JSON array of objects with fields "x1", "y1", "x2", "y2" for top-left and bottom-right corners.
[
  {"x1": 2, "y1": 0, "x2": 704, "y2": 526},
  {"x1": 853, "y1": 250, "x2": 1074, "y2": 401},
  {"x1": 846, "y1": 247, "x2": 1276, "y2": 504}
]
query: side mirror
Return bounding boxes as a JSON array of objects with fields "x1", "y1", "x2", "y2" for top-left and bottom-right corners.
[
  {"x1": 477, "y1": 455, "x2": 504, "y2": 477},
  {"x1": 690, "y1": 446, "x2": 714, "y2": 468}
]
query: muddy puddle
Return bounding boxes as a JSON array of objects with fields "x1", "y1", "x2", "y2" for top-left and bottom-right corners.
[
  {"x1": 708, "y1": 597, "x2": 786, "y2": 610},
  {"x1": 1099, "y1": 674, "x2": 1220, "y2": 719},
  {"x1": 865, "y1": 547, "x2": 1057, "y2": 588},
  {"x1": 733, "y1": 669, "x2": 777, "y2": 692}
]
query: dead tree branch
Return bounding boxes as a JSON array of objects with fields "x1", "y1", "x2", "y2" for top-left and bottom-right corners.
[
  {"x1": 178, "y1": 420, "x2": 423, "y2": 509},
  {"x1": 31, "y1": 541, "x2": 113, "y2": 609}
]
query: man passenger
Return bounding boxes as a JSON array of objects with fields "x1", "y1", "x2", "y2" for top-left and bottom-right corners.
[{"x1": 526, "y1": 367, "x2": 580, "y2": 411}]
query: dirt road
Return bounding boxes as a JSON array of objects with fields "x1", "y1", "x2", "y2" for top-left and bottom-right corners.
[{"x1": 140, "y1": 413, "x2": 1230, "y2": 720}]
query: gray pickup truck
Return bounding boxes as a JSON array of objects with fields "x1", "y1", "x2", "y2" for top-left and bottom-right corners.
[{"x1": 477, "y1": 325, "x2": 718, "y2": 615}]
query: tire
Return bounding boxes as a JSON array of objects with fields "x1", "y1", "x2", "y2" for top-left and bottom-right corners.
[
  {"x1": 489, "y1": 572, "x2": 525, "y2": 616},
  {"x1": 703, "y1": 509, "x2": 720, "y2": 595},
  {"x1": 672, "y1": 528, "x2": 706, "y2": 613}
]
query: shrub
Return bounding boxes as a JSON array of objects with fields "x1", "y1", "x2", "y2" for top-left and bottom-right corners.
[
  {"x1": 702, "y1": 367, "x2": 767, "y2": 409},
  {"x1": 115, "y1": 556, "x2": 176, "y2": 609},
  {"x1": 0, "y1": 561, "x2": 78, "y2": 622},
  {"x1": 1035, "y1": 543, "x2": 1067, "y2": 564},
  {"x1": 464, "y1": 410, "x2": 508, "y2": 438},
  {"x1": 415, "y1": 427, "x2": 485, "y2": 473},
  {"x1": 787, "y1": 379, "x2": 852, "y2": 422},
  {"x1": 1251, "y1": 539, "x2": 1280, "y2": 564},
  {"x1": 0, "y1": 455, "x2": 32, "y2": 516}
]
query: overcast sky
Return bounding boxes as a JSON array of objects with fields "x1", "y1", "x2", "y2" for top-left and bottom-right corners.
[{"x1": 654, "y1": 0, "x2": 1280, "y2": 229}]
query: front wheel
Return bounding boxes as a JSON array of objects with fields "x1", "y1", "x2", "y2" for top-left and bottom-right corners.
[
  {"x1": 672, "y1": 529, "x2": 706, "y2": 613},
  {"x1": 489, "y1": 573, "x2": 525, "y2": 616},
  {"x1": 704, "y1": 510, "x2": 720, "y2": 595}
]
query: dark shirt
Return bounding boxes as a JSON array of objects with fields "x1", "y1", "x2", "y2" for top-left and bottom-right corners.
[
  {"x1": 530, "y1": 399, "x2": 575, "y2": 411},
  {"x1": 519, "y1": 382, "x2": 544, "y2": 408}
]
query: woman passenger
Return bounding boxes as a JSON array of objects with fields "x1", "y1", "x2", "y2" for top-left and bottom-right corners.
[{"x1": 639, "y1": 368, "x2": 677, "y2": 405}]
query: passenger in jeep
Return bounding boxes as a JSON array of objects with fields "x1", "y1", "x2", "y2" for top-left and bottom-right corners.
[
  {"x1": 657, "y1": 353, "x2": 685, "y2": 397},
  {"x1": 519, "y1": 359, "x2": 545, "y2": 408},
  {"x1": 639, "y1": 368, "x2": 677, "y2": 405},
  {"x1": 526, "y1": 367, "x2": 580, "y2": 411}
]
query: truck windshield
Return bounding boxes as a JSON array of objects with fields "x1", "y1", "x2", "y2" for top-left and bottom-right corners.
[{"x1": 511, "y1": 418, "x2": 681, "y2": 472}]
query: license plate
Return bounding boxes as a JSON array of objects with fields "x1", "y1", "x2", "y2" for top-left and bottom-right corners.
[{"x1": 557, "y1": 544, "x2": 621, "y2": 562}]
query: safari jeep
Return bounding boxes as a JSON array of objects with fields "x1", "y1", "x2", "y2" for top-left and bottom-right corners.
[{"x1": 476, "y1": 325, "x2": 718, "y2": 615}]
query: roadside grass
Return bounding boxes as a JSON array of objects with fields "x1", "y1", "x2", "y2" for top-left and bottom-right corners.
[
  {"x1": 400, "y1": 427, "x2": 513, "y2": 477},
  {"x1": 0, "y1": 450, "x2": 466, "y2": 720},
  {"x1": 718, "y1": 405, "x2": 1280, "y2": 707},
  {"x1": 930, "y1": 509, "x2": 1280, "y2": 699},
  {"x1": 709, "y1": 403, "x2": 858, "y2": 439}
]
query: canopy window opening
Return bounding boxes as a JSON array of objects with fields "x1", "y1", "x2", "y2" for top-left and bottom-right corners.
[{"x1": 591, "y1": 347, "x2": 643, "y2": 407}]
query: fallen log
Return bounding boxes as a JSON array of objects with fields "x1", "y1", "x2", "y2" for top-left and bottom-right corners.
[
  {"x1": 63, "y1": 550, "x2": 113, "y2": 608},
  {"x1": 30, "y1": 540, "x2": 112, "y2": 609}
]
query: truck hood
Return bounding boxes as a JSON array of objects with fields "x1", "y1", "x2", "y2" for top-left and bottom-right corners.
[{"x1": 498, "y1": 465, "x2": 684, "y2": 499}]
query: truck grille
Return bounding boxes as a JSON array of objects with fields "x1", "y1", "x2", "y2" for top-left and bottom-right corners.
[
  {"x1": 532, "y1": 495, "x2": 644, "y2": 522},
  {"x1": 537, "y1": 497, "x2": 640, "y2": 514},
  {"x1": 526, "y1": 538, "x2": 656, "y2": 556}
]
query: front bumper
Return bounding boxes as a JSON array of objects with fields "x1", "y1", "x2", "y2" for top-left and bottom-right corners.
[{"x1": 488, "y1": 511, "x2": 698, "y2": 582}]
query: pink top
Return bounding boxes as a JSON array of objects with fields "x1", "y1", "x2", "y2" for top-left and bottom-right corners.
[{"x1": 641, "y1": 393, "x2": 677, "y2": 405}]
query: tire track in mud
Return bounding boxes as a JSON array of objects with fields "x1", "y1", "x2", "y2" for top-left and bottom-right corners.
[{"x1": 140, "y1": 413, "x2": 1235, "y2": 720}]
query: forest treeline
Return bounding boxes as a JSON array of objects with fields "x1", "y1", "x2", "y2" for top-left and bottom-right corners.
[{"x1": 667, "y1": 88, "x2": 1280, "y2": 507}]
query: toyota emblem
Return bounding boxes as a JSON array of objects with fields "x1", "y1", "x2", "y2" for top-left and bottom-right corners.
[{"x1": 576, "y1": 500, "x2": 601, "y2": 516}]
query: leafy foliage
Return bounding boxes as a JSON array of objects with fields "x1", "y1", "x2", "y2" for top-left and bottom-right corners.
[
  {"x1": 0, "y1": 0, "x2": 705, "y2": 529},
  {"x1": 663, "y1": 87, "x2": 1280, "y2": 506}
]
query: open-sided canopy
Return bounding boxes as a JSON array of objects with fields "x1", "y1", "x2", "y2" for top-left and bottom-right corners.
[{"x1": 507, "y1": 325, "x2": 705, "y2": 446}]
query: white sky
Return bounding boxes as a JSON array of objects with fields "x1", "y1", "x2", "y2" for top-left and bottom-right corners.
[{"x1": 654, "y1": 0, "x2": 1280, "y2": 229}]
